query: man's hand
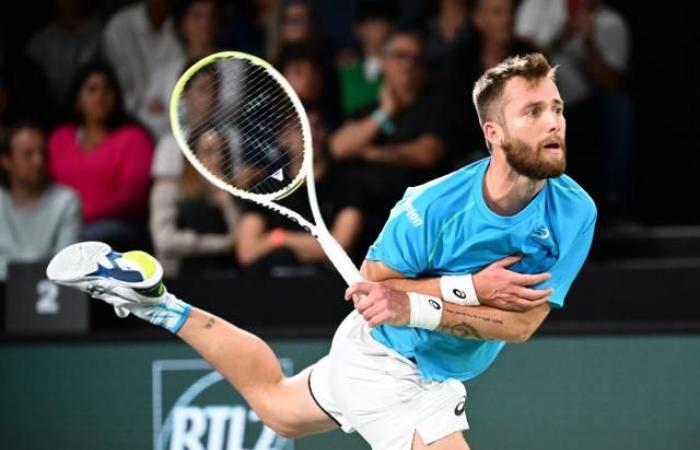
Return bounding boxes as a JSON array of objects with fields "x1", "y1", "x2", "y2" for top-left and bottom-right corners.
[
  {"x1": 379, "y1": 83, "x2": 399, "y2": 116},
  {"x1": 473, "y1": 256, "x2": 552, "y2": 311},
  {"x1": 345, "y1": 281, "x2": 410, "y2": 327}
]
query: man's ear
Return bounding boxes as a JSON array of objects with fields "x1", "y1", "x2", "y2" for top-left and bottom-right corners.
[{"x1": 483, "y1": 120, "x2": 503, "y2": 149}]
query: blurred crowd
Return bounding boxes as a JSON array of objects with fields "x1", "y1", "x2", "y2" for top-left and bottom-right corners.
[{"x1": 0, "y1": 0, "x2": 634, "y2": 281}]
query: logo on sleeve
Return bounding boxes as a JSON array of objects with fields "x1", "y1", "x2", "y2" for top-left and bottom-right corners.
[
  {"x1": 404, "y1": 200, "x2": 424, "y2": 227},
  {"x1": 428, "y1": 299, "x2": 441, "y2": 310}
]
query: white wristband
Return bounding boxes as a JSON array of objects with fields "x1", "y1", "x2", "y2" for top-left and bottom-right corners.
[
  {"x1": 408, "y1": 292, "x2": 443, "y2": 330},
  {"x1": 440, "y1": 274, "x2": 480, "y2": 306}
]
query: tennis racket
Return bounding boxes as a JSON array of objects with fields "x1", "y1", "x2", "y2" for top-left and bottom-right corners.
[{"x1": 169, "y1": 51, "x2": 362, "y2": 286}]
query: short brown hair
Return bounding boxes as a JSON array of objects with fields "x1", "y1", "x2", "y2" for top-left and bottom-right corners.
[{"x1": 472, "y1": 53, "x2": 557, "y2": 127}]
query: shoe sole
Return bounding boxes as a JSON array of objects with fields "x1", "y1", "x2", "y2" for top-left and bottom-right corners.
[
  {"x1": 47, "y1": 241, "x2": 112, "y2": 282},
  {"x1": 46, "y1": 241, "x2": 163, "y2": 289}
]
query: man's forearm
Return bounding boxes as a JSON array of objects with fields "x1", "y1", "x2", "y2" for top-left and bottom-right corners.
[
  {"x1": 437, "y1": 302, "x2": 549, "y2": 342},
  {"x1": 367, "y1": 274, "x2": 535, "y2": 341},
  {"x1": 329, "y1": 117, "x2": 382, "y2": 160},
  {"x1": 283, "y1": 232, "x2": 325, "y2": 262},
  {"x1": 376, "y1": 276, "x2": 442, "y2": 297}
]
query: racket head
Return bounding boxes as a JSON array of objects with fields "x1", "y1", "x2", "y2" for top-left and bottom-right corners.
[{"x1": 169, "y1": 51, "x2": 312, "y2": 202}]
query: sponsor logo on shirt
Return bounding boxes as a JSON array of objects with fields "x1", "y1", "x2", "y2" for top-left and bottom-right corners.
[
  {"x1": 404, "y1": 200, "x2": 424, "y2": 227},
  {"x1": 532, "y1": 227, "x2": 550, "y2": 240}
]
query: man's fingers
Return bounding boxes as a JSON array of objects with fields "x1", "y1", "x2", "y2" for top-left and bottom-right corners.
[
  {"x1": 529, "y1": 297, "x2": 550, "y2": 307},
  {"x1": 513, "y1": 272, "x2": 551, "y2": 286},
  {"x1": 514, "y1": 286, "x2": 553, "y2": 301},
  {"x1": 368, "y1": 310, "x2": 391, "y2": 328},
  {"x1": 493, "y1": 255, "x2": 522, "y2": 268},
  {"x1": 354, "y1": 294, "x2": 375, "y2": 313},
  {"x1": 360, "y1": 303, "x2": 385, "y2": 322},
  {"x1": 345, "y1": 281, "x2": 375, "y2": 300}
]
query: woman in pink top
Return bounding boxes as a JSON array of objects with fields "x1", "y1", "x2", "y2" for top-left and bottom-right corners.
[{"x1": 48, "y1": 60, "x2": 154, "y2": 247}]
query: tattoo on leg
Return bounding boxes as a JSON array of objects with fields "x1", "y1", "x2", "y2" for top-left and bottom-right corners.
[{"x1": 204, "y1": 317, "x2": 216, "y2": 329}]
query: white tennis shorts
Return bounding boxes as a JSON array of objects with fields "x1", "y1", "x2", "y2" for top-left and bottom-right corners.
[{"x1": 309, "y1": 311, "x2": 469, "y2": 450}]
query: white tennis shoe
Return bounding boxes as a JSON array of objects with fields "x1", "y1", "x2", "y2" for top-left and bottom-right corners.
[{"x1": 47, "y1": 241, "x2": 191, "y2": 333}]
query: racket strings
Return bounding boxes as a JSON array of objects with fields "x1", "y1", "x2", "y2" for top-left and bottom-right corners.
[{"x1": 177, "y1": 58, "x2": 307, "y2": 196}]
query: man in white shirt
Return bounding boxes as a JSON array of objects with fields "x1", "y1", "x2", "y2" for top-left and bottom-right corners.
[{"x1": 102, "y1": 0, "x2": 184, "y2": 114}]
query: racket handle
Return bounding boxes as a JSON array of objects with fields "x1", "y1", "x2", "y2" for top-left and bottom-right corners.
[{"x1": 316, "y1": 231, "x2": 363, "y2": 286}]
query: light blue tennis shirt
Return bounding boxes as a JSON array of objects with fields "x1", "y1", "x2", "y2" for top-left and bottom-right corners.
[{"x1": 366, "y1": 157, "x2": 597, "y2": 382}]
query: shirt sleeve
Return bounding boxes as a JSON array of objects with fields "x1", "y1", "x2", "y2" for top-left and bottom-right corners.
[
  {"x1": 365, "y1": 189, "x2": 433, "y2": 277},
  {"x1": 538, "y1": 217, "x2": 596, "y2": 308}
]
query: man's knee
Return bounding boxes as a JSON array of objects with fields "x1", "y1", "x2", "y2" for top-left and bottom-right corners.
[
  {"x1": 246, "y1": 375, "x2": 334, "y2": 440},
  {"x1": 266, "y1": 420, "x2": 307, "y2": 440}
]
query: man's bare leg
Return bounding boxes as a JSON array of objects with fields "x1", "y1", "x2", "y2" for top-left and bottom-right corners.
[
  {"x1": 177, "y1": 308, "x2": 339, "y2": 438},
  {"x1": 46, "y1": 242, "x2": 338, "y2": 440},
  {"x1": 412, "y1": 431, "x2": 470, "y2": 450}
]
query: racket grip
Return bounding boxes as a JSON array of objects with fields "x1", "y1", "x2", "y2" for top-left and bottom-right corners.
[{"x1": 316, "y1": 231, "x2": 363, "y2": 286}]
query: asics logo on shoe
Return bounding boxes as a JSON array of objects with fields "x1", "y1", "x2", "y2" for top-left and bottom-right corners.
[
  {"x1": 86, "y1": 284, "x2": 108, "y2": 295},
  {"x1": 89, "y1": 260, "x2": 145, "y2": 283}
]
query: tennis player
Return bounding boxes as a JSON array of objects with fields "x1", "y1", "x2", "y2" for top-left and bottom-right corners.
[{"x1": 47, "y1": 53, "x2": 595, "y2": 450}]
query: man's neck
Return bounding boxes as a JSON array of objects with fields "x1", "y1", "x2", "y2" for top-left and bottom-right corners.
[{"x1": 483, "y1": 153, "x2": 545, "y2": 216}]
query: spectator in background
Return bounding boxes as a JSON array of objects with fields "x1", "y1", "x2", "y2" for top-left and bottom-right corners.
[
  {"x1": 151, "y1": 61, "x2": 235, "y2": 180},
  {"x1": 102, "y1": 0, "x2": 182, "y2": 114},
  {"x1": 0, "y1": 40, "x2": 52, "y2": 129},
  {"x1": 26, "y1": 0, "x2": 102, "y2": 115},
  {"x1": 266, "y1": 0, "x2": 319, "y2": 63},
  {"x1": 150, "y1": 127, "x2": 240, "y2": 277},
  {"x1": 278, "y1": 44, "x2": 341, "y2": 129},
  {"x1": 267, "y1": 0, "x2": 341, "y2": 124},
  {"x1": 236, "y1": 106, "x2": 364, "y2": 271},
  {"x1": 138, "y1": 0, "x2": 221, "y2": 139},
  {"x1": 440, "y1": 0, "x2": 536, "y2": 166},
  {"x1": 422, "y1": 0, "x2": 470, "y2": 73},
  {"x1": 48, "y1": 61, "x2": 153, "y2": 249},
  {"x1": 220, "y1": 0, "x2": 276, "y2": 57},
  {"x1": 337, "y1": 0, "x2": 394, "y2": 117},
  {"x1": 513, "y1": 0, "x2": 566, "y2": 49},
  {"x1": 330, "y1": 30, "x2": 446, "y2": 245},
  {"x1": 0, "y1": 123, "x2": 80, "y2": 282},
  {"x1": 515, "y1": 0, "x2": 634, "y2": 221}
]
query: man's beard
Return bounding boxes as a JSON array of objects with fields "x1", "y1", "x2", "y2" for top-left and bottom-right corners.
[{"x1": 502, "y1": 135, "x2": 567, "y2": 179}]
